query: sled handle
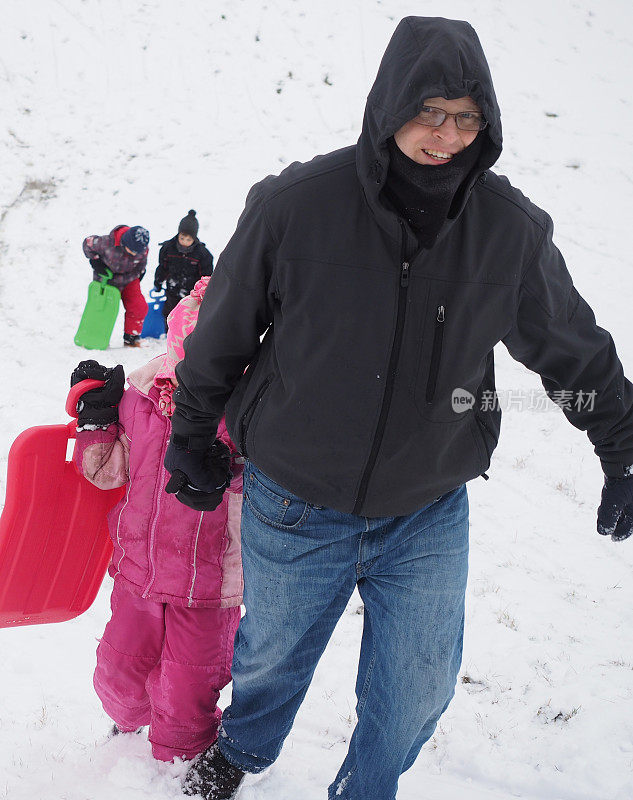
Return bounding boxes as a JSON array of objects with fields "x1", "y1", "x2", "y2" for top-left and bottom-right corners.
[
  {"x1": 65, "y1": 379, "x2": 106, "y2": 418},
  {"x1": 149, "y1": 288, "x2": 165, "y2": 299}
]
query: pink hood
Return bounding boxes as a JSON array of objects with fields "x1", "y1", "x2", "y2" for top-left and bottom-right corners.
[{"x1": 154, "y1": 276, "x2": 210, "y2": 416}]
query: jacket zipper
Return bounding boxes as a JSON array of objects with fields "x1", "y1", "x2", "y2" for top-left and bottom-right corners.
[
  {"x1": 141, "y1": 423, "x2": 171, "y2": 598},
  {"x1": 240, "y1": 376, "x2": 272, "y2": 457},
  {"x1": 187, "y1": 512, "x2": 205, "y2": 607},
  {"x1": 112, "y1": 480, "x2": 132, "y2": 578},
  {"x1": 425, "y1": 304, "x2": 446, "y2": 404},
  {"x1": 353, "y1": 222, "x2": 410, "y2": 515}
]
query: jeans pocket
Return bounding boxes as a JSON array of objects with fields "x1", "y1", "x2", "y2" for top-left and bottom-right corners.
[{"x1": 244, "y1": 464, "x2": 312, "y2": 530}]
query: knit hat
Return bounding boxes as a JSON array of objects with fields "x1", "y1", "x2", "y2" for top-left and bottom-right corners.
[
  {"x1": 121, "y1": 225, "x2": 150, "y2": 254},
  {"x1": 178, "y1": 209, "x2": 199, "y2": 239},
  {"x1": 154, "y1": 276, "x2": 210, "y2": 415}
]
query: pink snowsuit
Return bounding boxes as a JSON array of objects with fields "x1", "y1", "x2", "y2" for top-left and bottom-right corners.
[{"x1": 75, "y1": 357, "x2": 243, "y2": 761}]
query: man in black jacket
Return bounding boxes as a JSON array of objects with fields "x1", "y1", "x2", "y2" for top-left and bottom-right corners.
[{"x1": 164, "y1": 17, "x2": 633, "y2": 800}]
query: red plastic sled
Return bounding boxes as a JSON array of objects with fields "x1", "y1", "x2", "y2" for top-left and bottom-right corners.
[{"x1": 0, "y1": 380, "x2": 125, "y2": 627}]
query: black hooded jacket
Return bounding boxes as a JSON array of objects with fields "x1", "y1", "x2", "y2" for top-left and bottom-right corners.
[
  {"x1": 171, "y1": 17, "x2": 633, "y2": 517},
  {"x1": 154, "y1": 237, "x2": 214, "y2": 299}
]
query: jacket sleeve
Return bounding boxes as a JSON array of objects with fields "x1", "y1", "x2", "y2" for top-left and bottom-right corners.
[
  {"x1": 82, "y1": 235, "x2": 103, "y2": 260},
  {"x1": 502, "y1": 215, "x2": 633, "y2": 475},
  {"x1": 154, "y1": 244, "x2": 168, "y2": 285},
  {"x1": 199, "y1": 247, "x2": 214, "y2": 277},
  {"x1": 171, "y1": 185, "x2": 277, "y2": 443},
  {"x1": 74, "y1": 423, "x2": 130, "y2": 490}
]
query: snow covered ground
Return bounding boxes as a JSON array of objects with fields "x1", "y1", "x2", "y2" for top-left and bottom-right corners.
[{"x1": 1, "y1": 1, "x2": 632, "y2": 798}]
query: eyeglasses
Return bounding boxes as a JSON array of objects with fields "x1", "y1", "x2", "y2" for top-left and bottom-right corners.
[{"x1": 413, "y1": 106, "x2": 488, "y2": 132}]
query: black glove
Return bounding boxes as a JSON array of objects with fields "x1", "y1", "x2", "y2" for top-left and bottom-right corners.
[
  {"x1": 89, "y1": 257, "x2": 108, "y2": 277},
  {"x1": 597, "y1": 474, "x2": 633, "y2": 542},
  {"x1": 164, "y1": 438, "x2": 232, "y2": 512},
  {"x1": 154, "y1": 281, "x2": 163, "y2": 292},
  {"x1": 164, "y1": 470, "x2": 228, "y2": 512},
  {"x1": 70, "y1": 360, "x2": 125, "y2": 428}
]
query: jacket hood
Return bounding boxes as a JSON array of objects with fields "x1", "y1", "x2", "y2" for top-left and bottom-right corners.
[
  {"x1": 111, "y1": 225, "x2": 130, "y2": 247},
  {"x1": 356, "y1": 17, "x2": 502, "y2": 238},
  {"x1": 128, "y1": 357, "x2": 164, "y2": 400}
]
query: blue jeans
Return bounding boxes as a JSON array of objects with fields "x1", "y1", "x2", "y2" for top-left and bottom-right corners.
[{"x1": 219, "y1": 462, "x2": 469, "y2": 800}]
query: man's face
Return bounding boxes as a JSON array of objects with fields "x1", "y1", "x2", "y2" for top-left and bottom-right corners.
[
  {"x1": 178, "y1": 233, "x2": 195, "y2": 248},
  {"x1": 393, "y1": 96, "x2": 481, "y2": 165}
]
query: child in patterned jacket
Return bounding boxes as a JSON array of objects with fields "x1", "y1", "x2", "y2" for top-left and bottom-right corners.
[
  {"x1": 71, "y1": 277, "x2": 243, "y2": 762},
  {"x1": 82, "y1": 224, "x2": 150, "y2": 347}
]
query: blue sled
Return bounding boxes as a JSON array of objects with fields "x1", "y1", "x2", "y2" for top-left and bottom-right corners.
[{"x1": 141, "y1": 289, "x2": 166, "y2": 339}]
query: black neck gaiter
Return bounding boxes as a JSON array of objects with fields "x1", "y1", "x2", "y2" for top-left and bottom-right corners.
[
  {"x1": 383, "y1": 134, "x2": 483, "y2": 249},
  {"x1": 176, "y1": 239, "x2": 197, "y2": 255}
]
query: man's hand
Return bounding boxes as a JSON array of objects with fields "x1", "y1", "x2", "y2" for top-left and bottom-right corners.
[
  {"x1": 164, "y1": 438, "x2": 232, "y2": 512},
  {"x1": 597, "y1": 475, "x2": 633, "y2": 542},
  {"x1": 70, "y1": 361, "x2": 125, "y2": 428}
]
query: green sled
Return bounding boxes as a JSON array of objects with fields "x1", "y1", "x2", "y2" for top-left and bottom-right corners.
[{"x1": 74, "y1": 269, "x2": 121, "y2": 350}]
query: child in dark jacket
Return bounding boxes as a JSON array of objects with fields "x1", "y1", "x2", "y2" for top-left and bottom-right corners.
[
  {"x1": 82, "y1": 224, "x2": 150, "y2": 347},
  {"x1": 153, "y1": 210, "x2": 214, "y2": 331},
  {"x1": 71, "y1": 277, "x2": 242, "y2": 762}
]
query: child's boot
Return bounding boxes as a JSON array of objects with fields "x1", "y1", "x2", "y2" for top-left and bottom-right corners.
[
  {"x1": 123, "y1": 333, "x2": 141, "y2": 348},
  {"x1": 183, "y1": 745, "x2": 246, "y2": 800}
]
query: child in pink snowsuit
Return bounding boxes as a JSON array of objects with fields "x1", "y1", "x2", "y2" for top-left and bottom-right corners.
[{"x1": 72, "y1": 277, "x2": 242, "y2": 762}]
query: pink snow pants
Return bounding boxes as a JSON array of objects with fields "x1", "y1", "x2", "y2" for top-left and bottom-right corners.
[{"x1": 94, "y1": 580, "x2": 241, "y2": 761}]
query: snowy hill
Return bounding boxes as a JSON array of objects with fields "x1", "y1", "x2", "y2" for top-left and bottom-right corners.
[{"x1": 1, "y1": 1, "x2": 632, "y2": 798}]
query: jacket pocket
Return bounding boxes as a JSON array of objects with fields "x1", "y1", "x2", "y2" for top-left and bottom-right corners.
[
  {"x1": 239, "y1": 376, "x2": 273, "y2": 457},
  {"x1": 425, "y1": 303, "x2": 446, "y2": 404}
]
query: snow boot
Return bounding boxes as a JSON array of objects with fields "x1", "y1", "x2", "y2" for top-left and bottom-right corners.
[
  {"x1": 183, "y1": 745, "x2": 246, "y2": 800},
  {"x1": 123, "y1": 333, "x2": 141, "y2": 348}
]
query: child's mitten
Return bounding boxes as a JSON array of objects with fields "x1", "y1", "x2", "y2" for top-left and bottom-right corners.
[
  {"x1": 70, "y1": 360, "x2": 125, "y2": 428},
  {"x1": 89, "y1": 257, "x2": 108, "y2": 277}
]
